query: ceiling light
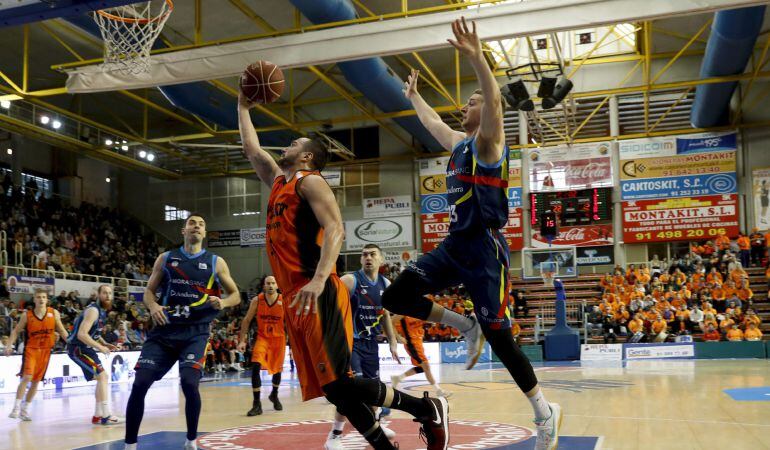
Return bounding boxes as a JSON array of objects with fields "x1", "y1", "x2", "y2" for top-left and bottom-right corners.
[
  {"x1": 146, "y1": 153, "x2": 155, "y2": 162},
  {"x1": 121, "y1": 144, "x2": 129, "y2": 151},
  {"x1": 52, "y1": 120, "x2": 62, "y2": 129},
  {"x1": 139, "y1": 150, "x2": 147, "y2": 159},
  {"x1": 501, "y1": 80, "x2": 534, "y2": 112},
  {"x1": 40, "y1": 115, "x2": 50, "y2": 125},
  {"x1": 1, "y1": 100, "x2": 10, "y2": 109},
  {"x1": 105, "y1": 177, "x2": 111, "y2": 183},
  {"x1": 105, "y1": 139, "x2": 113, "y2": 146},
  {"x1": 6, "y1": 148, "x2": 11, "y2": 155}
]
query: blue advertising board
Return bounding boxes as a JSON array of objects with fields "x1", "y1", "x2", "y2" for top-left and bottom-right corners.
[{"x1": 620, "y1": 172, "x2": 737, "y2": 200}]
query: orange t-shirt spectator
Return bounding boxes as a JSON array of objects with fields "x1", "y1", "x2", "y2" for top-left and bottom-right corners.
[
  {"x1": 726, "y1": 326, "x2": 744, "y2": 341},
  {"x1": 737, "y1": 235, "x2": 750, "y2": 251},
  {"x1": 715, "y1": 233, "x2": 731, "y2": 251},
  {"x1": 744, "y1": 323, "x2": 763, "y2": 341}
]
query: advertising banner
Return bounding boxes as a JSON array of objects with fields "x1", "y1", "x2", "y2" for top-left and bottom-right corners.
[
  {"x1": 53, "y1": 279, "x2": 106, "y2": 299},
  {"x1": 322, "y1": 167, "x2": 341, "y2": 187},
  {"x1": 379, "y1": 342, "x2": 440, "y2": 365},
  {"x1": 5, "y1": 275, "x2": 54, "y2": 295},
  {"x1": 623, "y1": 343, "x2": 695, "y2": 360},
  {"x1": 364, "y1": 195, "x2": 412, "y2": 218},
  {"x1": 620, "y1": 173, "x2": 738, "y2": 200},
  {"x1": 0, "y1": 352, "x2": 178, "y2": 394},
  {"x1": 421, "y1": 213, "x2": 450, "y2": 253},
  {"x1": 580, "y1": 343, "x2": 623, "y2": 361},
  {"x1": 419, "y1": 174, "x2": 447, "y2": 195},
  {"x1": 622, "y1": 194, "x2": 739, "y2": 243},
  {"x1": 618, "y1": 131, "x2": 738, "y2": 200},
  {"x1": 240, "y1": 227, "x2": 266, "y2": 247},
  {"x1": 576, "y1": 246, "x2": 614, "y2": 266},
  {"x1": 418, "y1": 156, "x2": 450, "y2": 176},
  {"x1": 619, "y1": 131, "x2": 737, "y2": 159},
  {"x1": 440, "y1": 342, "x2": 493, "y2": 364},
  {"x1": 529, "y1": 142, "x2": 613, "y2": 192},
  {"x1": 344, "y1": 217, "x2": 413, "y2": 251},
  {"x1": 420, "y1": 194, "x2": 450, "y2": 214},
  {"x1": 509, "y1": 149, "x2": 522, "y2": 189},
  {"x1": 502, "y1": 209, "x2": 524, "y2": 251},
  {"x1": 531, "y1": 224, "x2": 613, "y2": 248},
  {"x1": 752, "y1": 167, "x2": 770, "y2": 230},
  {"x1": 207, "y1": 229, "x2": 241, "y2": 247},
  {"x1": 127, "y1": 285, "x2": 144, "y2": 303},
  {"x1": 507, "y1": 187, "x2": 522, "y2": 208}
]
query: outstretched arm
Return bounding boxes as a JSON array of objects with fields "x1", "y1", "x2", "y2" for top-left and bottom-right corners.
[
  {"x1": 403, "y1": 69, "x2": 465, "y2": 151},
  {"x1": 448, "y1": 17, "x2": 505, "y2": 165},
  {"x1": 238, "y1": 93, "x2": 281, "y2": 186}
]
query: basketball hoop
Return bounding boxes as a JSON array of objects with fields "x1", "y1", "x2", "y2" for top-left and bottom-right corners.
[
  {"x1": 542, "y1": 270, "x2": 555, "y2": 287},
  {"x1": 93, "y1": 0, "x2": 173, "y2": 74}
]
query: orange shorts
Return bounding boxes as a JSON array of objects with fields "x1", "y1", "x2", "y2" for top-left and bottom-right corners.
[
  {"x1": 284, "y1": 275, "x2": 353, "y2": 401},
  {"x1": 404, "y1": 334, "x2": 427, "y2": 367},
  {"x1": 251, "y1": 335, "x2": 286, "y2": 375},
  {"x1": 21, "y1": 347, "x2": 52, "y2": 382}
]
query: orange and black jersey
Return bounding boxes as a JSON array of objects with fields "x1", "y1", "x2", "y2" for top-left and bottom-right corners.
[
  {"x1": 255, "y1": 293, "x2": 285, "y2": 339},
  {"x1": 266, "y1": 170, "x2": 336, "y2": 294},
  {"x1": 25, "y1": 307, "x2": 56, "y2": 349}
]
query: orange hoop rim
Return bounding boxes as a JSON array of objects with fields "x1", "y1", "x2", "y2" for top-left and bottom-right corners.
[{"x1": 96, "y1": 0, "x2": 173, "y2": 24}]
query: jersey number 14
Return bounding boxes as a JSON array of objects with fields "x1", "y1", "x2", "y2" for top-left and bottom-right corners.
[{"x1": 170, "y1": 305, "x2": 191, "y2": 318}]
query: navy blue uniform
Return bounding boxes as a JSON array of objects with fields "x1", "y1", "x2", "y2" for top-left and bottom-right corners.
[
  {"x1": 136, "y1": 247, "x2": 222, "y2": 379},
  {"x1": 408, "y1": 137, "x2": 512, "y2": 330},
  {"x1": 349, "y1": 270, "x2": 389, "y2": 378},
  {"x1": 67, "y1": 302, "x2": 108, "y2": 381}
]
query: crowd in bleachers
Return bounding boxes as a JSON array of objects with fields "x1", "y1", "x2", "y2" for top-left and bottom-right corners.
[
  {"x1": 0, "y1": 173, "x2": 161, "y2": 279},
  {"x1": 593, "y1": 235, "x2": 766, "y2": 343}
]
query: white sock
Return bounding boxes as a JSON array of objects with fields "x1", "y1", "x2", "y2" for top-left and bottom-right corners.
[
  {"x1": 95, "y1": 402, "x2": 102, "y2": 417},
  {"x1": 14, "y1": 399, "x2": 22, "y2": 409},
  {"x1": 528, "y1": 390, "x2": 551, "y2": 421},
  {"x1": 332, "y1": 419, "x2": 346, "y2": 432},
  {"x1": 100, "y1": 401, "x2": 110, "y2": 417},
  {"x1": 433, "y1": 383, "x2": 443, "y2": 391},
  {"x1": 185, "y1": 438, "x2": 197, "y2": 449},
  {"x1": 439, "y1": 308, "x2": 474, "y2": 333},
  {"x1": 21, "y1": 400, "x2": 29, "y2": 411}
]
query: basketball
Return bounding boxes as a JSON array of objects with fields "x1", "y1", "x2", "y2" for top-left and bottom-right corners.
[{"x1": 240, "y1": 60, "x2": 285, "y2": 104}]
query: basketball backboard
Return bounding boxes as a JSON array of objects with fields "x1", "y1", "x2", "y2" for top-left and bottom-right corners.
[{"x1": 521, "y1": 246, "x2": 577, "y2": 280}]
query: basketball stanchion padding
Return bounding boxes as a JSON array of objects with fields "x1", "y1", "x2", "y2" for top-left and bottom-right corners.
[{"x1": 544, "y1": 279, "x2": 581, "y2": 361}]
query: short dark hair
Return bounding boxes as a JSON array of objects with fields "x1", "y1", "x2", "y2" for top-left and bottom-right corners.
[
  {"x1": 185, "y1": 212, "x2": 206, "y2": 222},
  {"x1": 362, "y1": 244, "x2": 382, "y2": 253},
  {"x1": 303, "y1": 134, "x2": 329, "y2": 171},
  {"x1": 473, "y1": 88, "x2": 506, "y2": 114}
]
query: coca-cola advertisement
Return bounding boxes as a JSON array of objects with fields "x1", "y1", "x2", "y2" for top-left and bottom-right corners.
[
  {"x1": 421, "y1": 209, "x2": 523, "y2": 253},
  {"x1": 528, "y1": 142, "x2": 613, "y2": 193},
  {"x1": 531, "y1": 224, "x2": 614, "y2": 248}
]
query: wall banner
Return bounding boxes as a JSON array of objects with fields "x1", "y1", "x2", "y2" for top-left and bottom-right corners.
[
  {"x1": 751, "y1": 167, "x2": 770, "y2": 231},
  {"x1": 618, "y1": 131, "x2": 737, "y2": 159},
  {"x1": 421, "y1": 213, "x2": 450, "y2": 253},
  {"x1": 240, "y1": 227, "x2": 266, "y2": 247},
  {"x1": 344, "y1": 217, "x2": 414, "y2": 251},
  {"x1": 207, "y1": 229, "x2": 241, "y2": 247},
  {"x1": 576, "y1": 245, "x2": 614, "y2": 266},
  {"x1": 622, "y1": 194, "x2": 739, "y2": 243},
  {"x1": 620, "y1": 173, "x2": 738, "y2": 200},
  {"x1": 528, "y1": 142, "x2": 613, "y2": 192},
  {"x1": 364, "y1": 195, "x2": 412, "y2": 218},
  {"x1": 5, "y1": 275, "x2": 54, "y2": 295}
]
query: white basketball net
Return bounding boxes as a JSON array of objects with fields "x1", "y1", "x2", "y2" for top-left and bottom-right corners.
[{"x1": 93, "y1": 0, "x2": 173, "y2": 74}]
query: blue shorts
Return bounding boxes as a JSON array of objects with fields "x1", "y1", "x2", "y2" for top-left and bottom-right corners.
[
  {"x1": 407, "y1": 229, "x2": 511, "y2": 330},
  {"x1": 135, "y1": 323, "x2": 210, "y2": 380},
  {"x1": 351, "y1": 338, "x2": 379, "y2": 379},
  {"x1": 67, "y1": 345, "x2": 105, "y2": 382}
]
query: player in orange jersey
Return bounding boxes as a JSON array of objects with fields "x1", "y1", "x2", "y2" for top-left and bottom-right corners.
[
  {"x1": 238, "y1": 275, "x2": 286, "y2": 416},
  {"x1": 239, "y1": 93, "x2": 449, "y2": 450},
  {"x1": 5, "y1": 289, "x2": 68, "y2": 421},
  {"x1": 390, "y1": 314, "x2": 448, "y2": 398}
]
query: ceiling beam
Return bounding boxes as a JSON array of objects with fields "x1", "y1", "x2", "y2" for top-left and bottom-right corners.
[{"x1": 61, "y1": 0, "x2": 768, "y2": 92}]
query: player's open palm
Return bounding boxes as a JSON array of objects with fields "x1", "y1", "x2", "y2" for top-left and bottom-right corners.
[
  {"x1": 403, "y1": 69, "x2": 420, "y2": 99},
  {"x1": 448, "y1": 17, "x2": 481, "y2": 59}
]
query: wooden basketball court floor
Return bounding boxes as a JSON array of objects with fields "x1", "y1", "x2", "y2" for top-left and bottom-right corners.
[{"x1": 2, "y1": 359, "x2": 769, "y2": 450}]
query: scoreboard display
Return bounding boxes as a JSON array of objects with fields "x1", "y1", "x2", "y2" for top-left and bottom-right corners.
[{"x1": 530, "y1": 188, "x2": 612, "y2": 226}]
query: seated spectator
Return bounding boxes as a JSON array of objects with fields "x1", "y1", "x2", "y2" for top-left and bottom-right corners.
[
  {"x1": 743, "y1": 309, "x2": 761, "y2": 329},
  {"x1": 0, "y1": 335, "x2": 10, "y2": 353},
  {"x1": 726, "y1": 324, "x2": 744, "y2": 342},
  {"x1": 703, "y1": 324, "x2": 721, "y2": 342},
  {"x1": 689, "y1": 304, "x2": 705, "y2": 332},
  {"x1": 586, "y1": 306, "x2": 603, "y2": 336},
  {"x1": 706, "y1": 267, "x2": 723, "y2": 285},
  {"x1": 729, "y1": 264, "x2": 748, "y2": 285},
  {"x1": 718, "y1": 314, "x2": 735, "y2": 335},
  {"x1": 651, "y1": 314, "x2": 668, "y2": 342},
  {"x1": 736, "y1": 280, "x2": 753, "y2": 305},
  {"x1": 674, "y1": 305, "x2": 690, "y2": 334},
  {"x1": 628, "y1": 314, "x2": 645, "y2": 340},
  {"x1": 744, "y1": 322, "x2": 763, "y2": 341}
]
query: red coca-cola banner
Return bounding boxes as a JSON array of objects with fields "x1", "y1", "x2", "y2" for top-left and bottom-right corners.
[
  {"x1": 530, "y1": 157, "x2": 613, "y2": 192},
  {"x1": 622, "y1": 194, "x2": 739, "y2": 243},
  {"x1": 531, "y1": 224, "x2": 614, "y2": 248},
  {"x1": 420, "y1": 209, "x2": 523, "y2": 253}
]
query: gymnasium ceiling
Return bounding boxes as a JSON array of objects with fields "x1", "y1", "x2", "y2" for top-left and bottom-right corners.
[{"x1": 1, "y1": 0, "x2": 770, "y2": 178}]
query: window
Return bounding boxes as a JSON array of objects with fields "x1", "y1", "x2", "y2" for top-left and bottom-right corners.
[
  {"x1": 0, "y1": 167, "x2": 53, "y2": 198},
  {"x1": 332, "y1": 163, "x2": 379, "y2": 207},
  {"x1": 164, "y1": 204, "x2": 190, "y2": 221}
]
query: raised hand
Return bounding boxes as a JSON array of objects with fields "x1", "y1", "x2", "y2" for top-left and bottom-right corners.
[
  {"x1": 447, "y1": 17, "x2": 481, "y2": 60},
  {"x1": 403, "y1": 69, "x2": 420, "y2": 99}
]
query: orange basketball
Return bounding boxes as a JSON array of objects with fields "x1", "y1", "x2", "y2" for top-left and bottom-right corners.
[{"x1": 240, "y1": 60, "x2": 285, "y2": 104}]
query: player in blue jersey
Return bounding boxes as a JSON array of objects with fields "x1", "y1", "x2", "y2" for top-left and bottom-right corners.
[
  {"x1": 382, "y1": 17, "x2": 562, "y2": 450},
  {"x1": 124, "y1": 213, "x2": 240, "y2": 450},
  {"x1": 67, "y1": 284, "x2": 123, "y2": 425},
  {"x1": 324, "y1": 244, "x2": 403, "y2": 450}
]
